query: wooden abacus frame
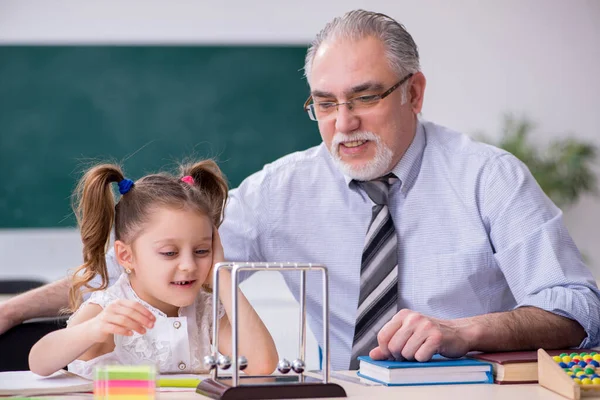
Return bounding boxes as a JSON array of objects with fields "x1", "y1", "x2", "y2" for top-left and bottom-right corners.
[{"x1": 539, "y1": 349, "x2": 600, "y2": 399}]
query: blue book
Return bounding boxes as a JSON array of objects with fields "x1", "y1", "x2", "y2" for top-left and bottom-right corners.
[{"x1": 356, "y1": 355, "x2": 493, "y2": 386}]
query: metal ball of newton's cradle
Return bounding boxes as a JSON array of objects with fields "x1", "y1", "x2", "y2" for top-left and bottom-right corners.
[
  {"x1": 203, "y1": 355, "x2": 217, "y2": 370},
  {"x1": 291, "y1": 359, "x2": 305, "y2": 374},
  {"x1": 237, "y1": 355, "x2": 248, "y2": 371},
  {"x1": 217, "y1": 354, "x2": 232, "y2": 370},
  {"x1": 277, "y1": 358, "x2": 291, "y2": 374},
  {"x1": 204, "y1": 355, "x2": 246, "y2": 371}
]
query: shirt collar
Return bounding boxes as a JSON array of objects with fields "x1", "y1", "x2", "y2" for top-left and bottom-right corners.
[
  {"x1": 391, "y1": 119, "x2": 426, "y2": 195},
  {"x1": 341, "y1": 120, "x2": 426, "y2": 193}
]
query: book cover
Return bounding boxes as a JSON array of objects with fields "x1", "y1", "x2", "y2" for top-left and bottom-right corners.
[
  {"x1": 356, "y1": 355, "x2": 493, "y2": 386},
  {"x1": 470, "y1": 348, "x2": 594, "y2": 365}
]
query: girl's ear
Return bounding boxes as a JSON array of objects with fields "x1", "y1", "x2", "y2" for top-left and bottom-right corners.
[{"x1": 114, "y1": 240, "x2": 134, "y2": 272}]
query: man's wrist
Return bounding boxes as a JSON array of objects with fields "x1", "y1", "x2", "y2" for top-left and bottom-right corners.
[
  {"x1": 453, "y1": 316, "x2": 484, "y2": 351},
  {"x1": 0, "y1": 300, "x2": 23, "y2": 325}
]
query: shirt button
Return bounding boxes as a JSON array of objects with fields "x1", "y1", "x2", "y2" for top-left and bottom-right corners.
[
  {"x1": 178, "y1": 362, "x2": 186, "y2": 370},
  {"x1": 173, "y1": 321, "x2": 181, "y2": 329}
]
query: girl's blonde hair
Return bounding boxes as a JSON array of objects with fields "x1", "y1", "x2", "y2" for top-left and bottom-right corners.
[{"x1": 68, "y1": 160, "x2": 228, "y2": 311}]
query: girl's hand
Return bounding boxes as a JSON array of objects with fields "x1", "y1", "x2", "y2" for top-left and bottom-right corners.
[{"x1": 88, "y1": 299, "x2": 155, "y2": 343}]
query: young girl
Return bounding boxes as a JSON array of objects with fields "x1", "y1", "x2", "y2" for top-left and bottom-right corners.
[{"x1": 29, "y1": 160, "x2": 278, "y2": 378}]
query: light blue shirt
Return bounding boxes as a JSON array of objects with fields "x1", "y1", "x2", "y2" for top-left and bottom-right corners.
[{"x1": 104, "y1": 120, "x2": 600, "y2": 371}]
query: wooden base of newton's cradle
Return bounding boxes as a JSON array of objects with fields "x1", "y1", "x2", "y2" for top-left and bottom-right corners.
[
  {"x1": 196, "y1": 375, "x2": 347, "y2": 400},
  {"x1": 539, "y1": 349, "x2": 600, "y2": 399}
]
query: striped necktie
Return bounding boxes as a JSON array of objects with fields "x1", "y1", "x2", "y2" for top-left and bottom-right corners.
[{"x1": 350, "y1": 173, "x2": 399, "y2": 370}]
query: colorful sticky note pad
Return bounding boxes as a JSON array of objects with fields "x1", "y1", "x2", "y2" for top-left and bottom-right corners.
[{"x1": 94, "y1": 365, "x2": 157, "y2": 400}]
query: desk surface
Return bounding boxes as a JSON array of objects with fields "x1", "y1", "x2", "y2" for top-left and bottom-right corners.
[{"x1": 19, "y1": 371, "x2": 568, "y2": 400}]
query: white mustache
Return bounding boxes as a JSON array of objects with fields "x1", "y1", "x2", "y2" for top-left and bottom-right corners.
[
  {"x1": 329, "y1": 130, "x2": 393, "y2": 181},
  {"x1": 332, "y1": 131, "x2": 379, "y2": 149}
]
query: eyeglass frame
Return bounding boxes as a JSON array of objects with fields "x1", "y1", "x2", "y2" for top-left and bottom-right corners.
[{"x1": 303, "y1": 72, "x2": 414, "y2": 121}]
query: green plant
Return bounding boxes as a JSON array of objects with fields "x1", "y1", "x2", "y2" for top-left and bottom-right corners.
[{"x1": 479, "y1": 115, "x2": 598, "y2": 208}]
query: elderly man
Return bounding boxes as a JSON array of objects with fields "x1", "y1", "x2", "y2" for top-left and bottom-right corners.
[{"x1": 1, "y1": 10, "x2": 598, "y2": 371}]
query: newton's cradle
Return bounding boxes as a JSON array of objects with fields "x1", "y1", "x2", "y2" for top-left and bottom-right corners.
[{"x1": 196, "y1": 262, "x2": 347, "y2": 399}]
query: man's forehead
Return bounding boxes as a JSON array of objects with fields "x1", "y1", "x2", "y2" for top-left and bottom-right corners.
[
  {"x1": 308, "y1": 37, "x2": 393, "y2": 94},
  {"x1": 311, "y1": 38, "x2": 385, "y2": 72}
]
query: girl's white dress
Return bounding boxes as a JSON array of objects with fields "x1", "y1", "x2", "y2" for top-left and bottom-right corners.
[{"x1": 67, "y1": 273, "x2": 224, "y2": 378}]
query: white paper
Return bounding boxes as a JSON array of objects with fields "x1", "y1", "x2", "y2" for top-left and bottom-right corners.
[{"x1": 0, "y1": 370, "x2": 92, "y2": 396}]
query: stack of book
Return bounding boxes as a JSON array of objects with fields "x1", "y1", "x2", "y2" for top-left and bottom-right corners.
[
  {"x1": 469, "y1": 349, "x2": 595, "y2": 384},
  {"x1": 356, "y1": 355, "x2": 493, "y2": 386}
]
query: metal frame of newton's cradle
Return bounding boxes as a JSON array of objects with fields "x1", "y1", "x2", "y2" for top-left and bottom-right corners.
[{"x1": 196, "y1": 262, "x2": 347, "y2": 399}]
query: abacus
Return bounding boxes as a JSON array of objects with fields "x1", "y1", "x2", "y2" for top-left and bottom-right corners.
[{"x1": 539, "y1": 349, "x2": 600, "y2": 399}]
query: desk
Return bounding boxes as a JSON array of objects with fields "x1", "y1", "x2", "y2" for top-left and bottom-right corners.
[{"x1": 18, "y1": 371, "x2": 567, "y2": 399}]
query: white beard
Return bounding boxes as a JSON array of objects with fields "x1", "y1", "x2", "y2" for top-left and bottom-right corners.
[{"x1": 330, "y1": 131, "x2": 394, "y2": 181}]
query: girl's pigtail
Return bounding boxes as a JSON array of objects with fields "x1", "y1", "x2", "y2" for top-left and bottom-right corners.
[
  {"x1": 69, "y1": 164, "x2": 126, "y2": 311},
  {"x1": 182, "y1": 160, "x2": 228, "y2": 227}
]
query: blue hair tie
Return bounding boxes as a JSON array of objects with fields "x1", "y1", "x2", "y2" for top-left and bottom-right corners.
[{"x1": 118, "y1": 178, "x2": 134, "y2": 195}]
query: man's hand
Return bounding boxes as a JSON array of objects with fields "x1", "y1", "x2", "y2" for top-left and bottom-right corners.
[
  {"x1": 0, "y1": 303, "x2": 19, "y2": 335},
  {"x1": 369, "y1": 309, "x2": 474, "y2": 362},
  {"x1": 0, "y1": 278, "x2": 71, "y2": 336}
]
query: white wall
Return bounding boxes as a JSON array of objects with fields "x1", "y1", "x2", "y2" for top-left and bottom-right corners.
[{"x1": 1, "y1": 0, "x2": 599, "y2": 368}]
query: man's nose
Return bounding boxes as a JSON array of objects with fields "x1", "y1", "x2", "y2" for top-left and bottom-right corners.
[{"x1": 334, "y1": 103, "x2": 360, "y2": 133}]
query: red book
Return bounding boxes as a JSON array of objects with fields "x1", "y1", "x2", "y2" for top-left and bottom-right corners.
[{"x1": 469, "y1": 349, "x2": 595, "y2": 384}]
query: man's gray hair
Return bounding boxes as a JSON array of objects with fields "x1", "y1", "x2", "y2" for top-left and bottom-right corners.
[{"x1": 304, "y1": 10, "x2": 421, "y2": 82}]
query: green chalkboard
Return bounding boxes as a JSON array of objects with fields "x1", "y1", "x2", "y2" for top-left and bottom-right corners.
[{"x1": 0, "y1": 46, "x2": 320, "y2": 228}]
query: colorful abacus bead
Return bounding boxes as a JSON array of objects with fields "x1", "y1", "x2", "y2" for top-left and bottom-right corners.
[
  {"x1": 94, "y1": 365, "x2": 156, "y2": 400},
  {"x1": 551, "y1": 351, "x2": 600, "y2": 387}
]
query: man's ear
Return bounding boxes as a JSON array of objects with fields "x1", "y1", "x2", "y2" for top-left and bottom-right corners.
[
  {"x1": 114, "y1": 240, "x2": 134, "y2": 271},
  {"x1": 409, "y1": 71, "x2": 426, "y2": 114}
]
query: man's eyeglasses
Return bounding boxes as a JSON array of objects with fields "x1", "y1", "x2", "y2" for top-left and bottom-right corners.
[{"x1": 303, "y1": 73, "x2": 413, "y2": 122}]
